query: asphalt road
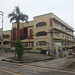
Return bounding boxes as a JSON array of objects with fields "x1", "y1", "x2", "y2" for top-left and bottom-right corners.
[{"x1": 0, "y1": 60, "x2": 74, "y2": 75}]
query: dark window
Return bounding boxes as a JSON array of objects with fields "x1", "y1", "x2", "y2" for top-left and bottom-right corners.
[
  {"x1": 50, "y1": 19, "x2": 53, "y2": 27},
  {"x1": 31, "y1": 42, "x2": 34, "y2": 47},
  {"x1": 38, "y1": 41, "x2": 47, "y2": 46},
  {"x1": 0, "y1": 42, "x2": 1, "y2": 45},
  {"x1": 13, "y1": 28, "x2": 16, "y2": 40},
  {"x1": 36, "y1": 43, "x2": 38, "y2": 46},
  {"x1": 36, "y1": 22, "x2": 46, "y2": 27},
  {"x1": 3, "y1": 41, "x2": 9, "y2": 44},
  {"x1": 25, "y1": 42, "x2": 28, "y2": 47},
  {"x1": 36, "y1": 31, "x2": 47, "y2": 36},
  {"x1": 23, "y1": 27, "x2": 28, "y2": 39},
  {"x1": 3, "y1": 35, "x2": 9, "y2": 38},
  {"x1": 29, "y1": 29, "x2": 33, "y2": 39},
  {"x1": 19, "y1": 29, "x2": 24, "y2": 40}
]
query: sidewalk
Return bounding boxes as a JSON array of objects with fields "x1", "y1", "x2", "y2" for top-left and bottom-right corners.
[
  {"x1": 0, "y1": 51, "x2": 14, "y2": 60},
  {"x1": 26, "y1": 58, "x2": 66, "y2": 69}
]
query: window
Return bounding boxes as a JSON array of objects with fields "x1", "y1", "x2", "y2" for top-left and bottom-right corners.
[
  {"x1": 3, "y1": 35, "x2": 9, "y2": 38},
  {"x1": 50, "y1": 19, "x2": 53, "y2": 27},
  {"x1": 36, "y1": 43, "x2": 38, "y2": 46},
  {"x1": 54, "y1": 20, "x2": 58, "y2": 27},
  {"x1": 3, "y1": 41, "x2": 9, "y2": 45},
  {"x1": 38, "y1": 41, "x2": 47, "y2": 46},
  {"x1": 29, "y1": 29, "x2": 33, "y2": 39},
  {"x1": 36, "y1": 22, "x2": 47, "y2": 27},
  {"x1": 19, "y1": 29, "x2": 24, "y2": 40},
  {"x1": 36, "y1": 31, "x2": 47, "y2": 36},
  {"x1": 13, "y1": 28, "x2": 16, "y2": 40},
  {"x1": 0, "y1": 42, "x2": 1, "y2": 45},
  {"x1": 31, "y1": 42, "x2": 34, "y2": 47},
  {"x1": 67, "y1": 35, "x2": 69, "y2": 39},
  {"x1": 25, "y1": 42, "x2": 28, "y2": 47},
  {"x1": 23, "y1": 27, "x2": 28, "y2": 39},
  {"x1": 61, "y1": 25, "x2": 65, "y2": 30}
]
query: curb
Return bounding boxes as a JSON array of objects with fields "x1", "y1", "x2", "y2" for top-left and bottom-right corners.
[{"x1": 1, "y1": 58, "x2": 54, "y2": 63}]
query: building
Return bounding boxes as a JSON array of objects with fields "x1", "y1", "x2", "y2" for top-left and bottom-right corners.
[
  {"x1": 3, "y1": 30, "x2": 11, "y2": 49},
  {"x1": 0, "y1": 13, "x2": 74, "y2": 55}
]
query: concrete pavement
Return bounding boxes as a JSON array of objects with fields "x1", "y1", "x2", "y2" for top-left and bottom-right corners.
[
  {"x1": 0, "y1": 51, "x2": 14, "y2": 60},
  {"x1": 0, "y1": 61, "x2": 74, "y2": 75},
  {"x1": 0, "y1": 51, "x2": 75, "y2": 75},
  {"x1": 0, "y1": 51, "x2": 74, "y2": 71},
  {"x1": 25, "y1": 58, "x2": 66, "y2": 69}
]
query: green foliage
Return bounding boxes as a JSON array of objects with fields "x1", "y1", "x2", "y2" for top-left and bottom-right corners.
[
  {"x1": 8, "y1": 6, "x2": 28, "y2": 40},
  {"x1": 15, "y1": 40, "x2": 24, "y2": 60},
  {"x1": 8, "y1": 6, "x2": 28, "y2": 23}
]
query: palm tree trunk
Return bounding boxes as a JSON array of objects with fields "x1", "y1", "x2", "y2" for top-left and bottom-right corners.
[
  {"x1": 15, "y1": 21, "x2": 20, "y2": 58},
  {"x1": 17, "y1": 21, "x2": 20, "y2": 40}
]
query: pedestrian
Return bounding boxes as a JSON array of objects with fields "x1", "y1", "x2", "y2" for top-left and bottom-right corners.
[{"x1": 53, "y1": 49, "x2": 56, "y2": 58}]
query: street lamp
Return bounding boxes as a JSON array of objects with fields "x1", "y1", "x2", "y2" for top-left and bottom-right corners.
[{"x1": 0, "y1": 11, "x2": 4, "y2": 51}]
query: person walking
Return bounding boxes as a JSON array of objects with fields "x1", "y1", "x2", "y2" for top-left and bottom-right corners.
[{"x1": 53, "y1": 49, "x2": 57, "y2": 58}]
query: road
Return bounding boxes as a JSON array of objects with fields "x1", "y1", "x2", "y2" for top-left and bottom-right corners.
[{"x1": 0, "y1": 60, "x2": 74, "y2": 75}]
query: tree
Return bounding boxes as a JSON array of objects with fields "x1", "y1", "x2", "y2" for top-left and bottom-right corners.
[
  {"x1": 15, "y1": 40, "x2": 24, "y2": 60},
  {"x1": 8, "y1": 6, "x2": 28, "y2": 39},
  {"x1": 8, "y1": 6, "x2": 28, "y2": 58}
]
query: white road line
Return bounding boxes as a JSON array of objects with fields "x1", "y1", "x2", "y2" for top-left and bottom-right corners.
[{"x1": 1, "y1": 69, "x2": 21, "y2": 75}]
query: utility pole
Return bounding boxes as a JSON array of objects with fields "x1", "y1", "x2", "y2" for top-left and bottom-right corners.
[
  {"x1": 0, "y1": 11, "x2": 4, "y2": 51},
  {"x1": 47, "y1": 29, "x2": 54, "y2": 55}
]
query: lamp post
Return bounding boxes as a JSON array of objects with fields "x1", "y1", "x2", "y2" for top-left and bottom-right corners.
[{"x1": 0, "y1": 11, "x2": 4, "y2": 51}]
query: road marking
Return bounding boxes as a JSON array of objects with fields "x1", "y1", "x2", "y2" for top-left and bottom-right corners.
[
  {"x1": 17, "y1": 63, "x2": 75, "y2": 74},
  {"x1": 1, "y1": 69, "x2": 21, "y2": 75}
]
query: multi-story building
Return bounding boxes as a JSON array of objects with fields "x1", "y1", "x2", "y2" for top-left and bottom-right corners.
[
  {"x1": 0, "y1": 12, "x2": 74, "y2": 55},
  {"x1": 33, "y1": 13, "x2": 74, "y2": 54}
]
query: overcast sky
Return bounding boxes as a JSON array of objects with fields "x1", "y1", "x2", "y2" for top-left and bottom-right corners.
[{"x1": 0, "y1": 0, "x2": 74, "y2": 31}]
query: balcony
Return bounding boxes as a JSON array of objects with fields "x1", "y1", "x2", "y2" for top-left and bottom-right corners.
[
  {"x1": 53, "y1": 33, "x2": 61, "y2": 40},
  {"x1": 52, "y1": 26, "x2": 74, "y2": 36}
]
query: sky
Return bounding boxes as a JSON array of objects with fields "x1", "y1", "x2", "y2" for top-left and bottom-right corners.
[{"x1": 0, "y1": 0, "x2": 74, "y2": 31}]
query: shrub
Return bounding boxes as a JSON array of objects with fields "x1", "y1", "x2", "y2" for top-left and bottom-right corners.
[{"x1": 15, "y1": 40, "x2": 24, "y2": 61}]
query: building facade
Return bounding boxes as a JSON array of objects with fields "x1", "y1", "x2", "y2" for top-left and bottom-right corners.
[
  {"x1": 0, "y1": 13, "x2": 74, "y2": 55},
  {"x1": 3, "y1": 30, "x2": 11, "y2": 49}
]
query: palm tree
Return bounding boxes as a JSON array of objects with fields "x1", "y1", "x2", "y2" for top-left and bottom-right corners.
[
  {"x1": 8, "y1": 6, "x2": 28, "y2": 58},
  {"x1": 8, "y1": 6, "x2": 28, "y2": 40}
]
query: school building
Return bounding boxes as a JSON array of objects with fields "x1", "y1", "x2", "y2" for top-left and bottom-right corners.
[{"x1": 0, "y1": 12, "x2": 75, "y2": 55}]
